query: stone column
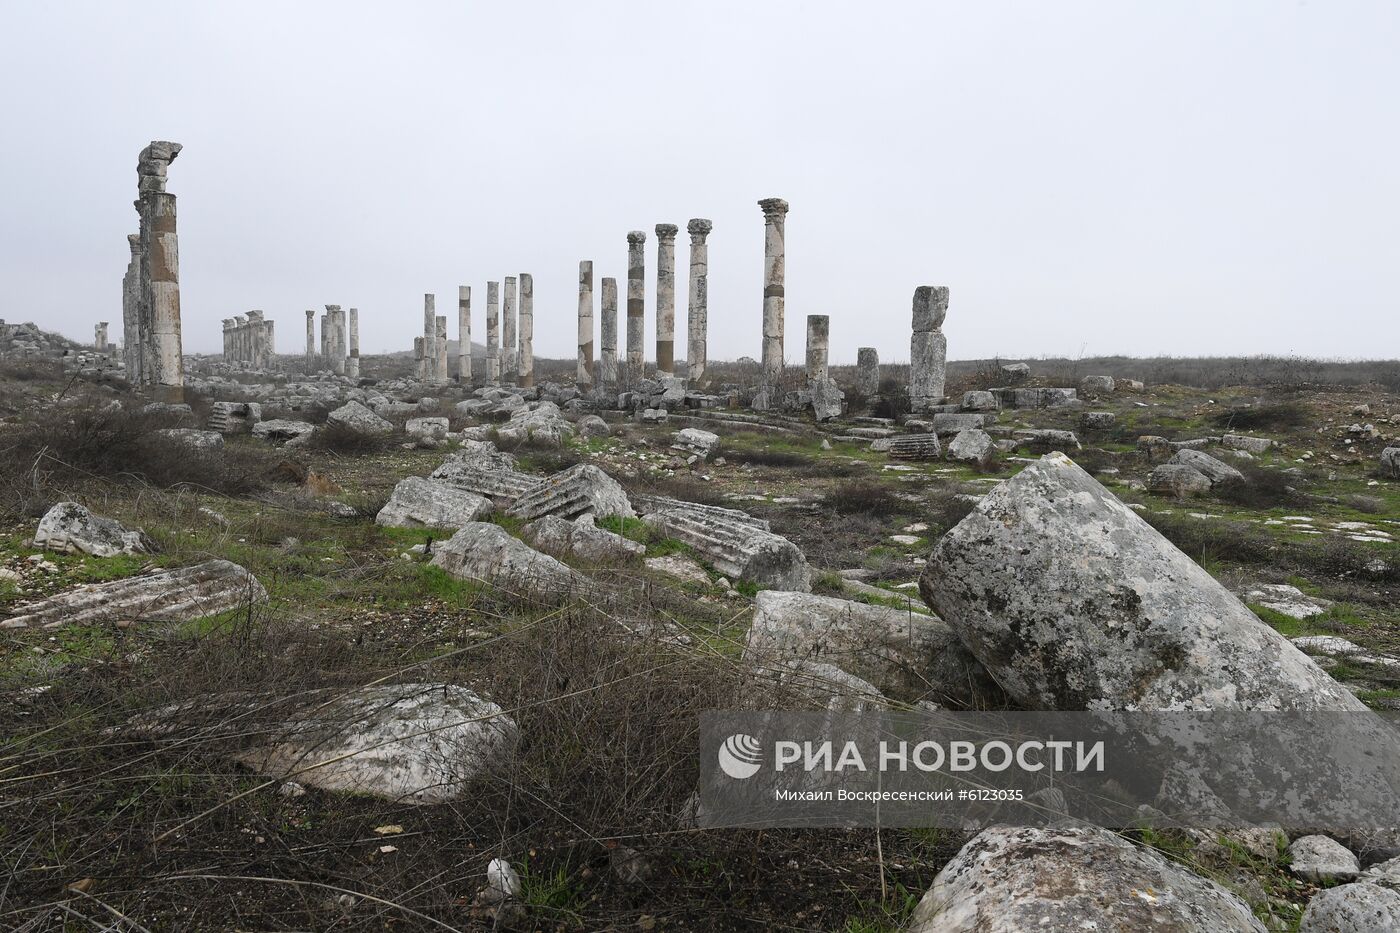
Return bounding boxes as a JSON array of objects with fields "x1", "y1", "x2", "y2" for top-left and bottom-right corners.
[
  {"x1": 686, "y1": 218, "x2": 712, "y2": 384},
  {"x1": 518, "y1": 273, "x2": 534, "y2": 387},
  {"x1": 457, "y1": 286, "x2": 472, "y2": 382},
  {"x1": 599, "y1": 276, "x2": 618, "y2": 389},
  {"x1": 346, "y1": 308, "x2": 360, "y2": 378},
  {"x1": 305, "y1": 310, "x2": 316, "y2": 365},
  {"x1": 136, "y1": 141, "x2": 185, "y2": 400},
  {"x1": 909, "y1": 286, "x2": 949, "y2": 411},
  {"x1": 856, "y1": 347, "x2": 880, "y2": 396},
  {"x1": 94, "y1": 322, "x2": 109, "y2": 353},
  {"x1": 485, "y1": 281, "x2": 500, "y2": 385},
  {"x1": 502, "y1": 276, "x2": 517, "y2": 383},
  {"x1": 247, "y1": 311, "x2": 265, "y2": 367},
  {"x1": 626, "y1": 230, "x2": 646, "y2": 384},
  {"x1": 576, "y1": 261, "x2": 594, "y2": 385},
  {"x1": 233, "y1": 314, "x2": 248, "y2": 363},
  {"x1": 326, "y1": 305, "x2": 345, "y2": 375},
  {"x1": 806, "y1": 315, "x2": 829, "y2": 385},
  {"x1": 654, "y1": 224, "x2": 677, "y2": 375},
  {"x1": 221, "y1": 318, "x2": 234, "y2": 360},
  {"x1": 265, "y1": 319, "x2": 276, "y2": 367},
  {"x1": 435, "y1": 315, "x2": 448, "y2": 384},
  {"x1": 757, "y1": 198, "x2": 789, "y2": 403},
  {"x1": 422, "y1": 294, "x2": 437, "y2": 385},
  {"x1": 320, "y1": 312, "x2": 328, "y2": 362},
  {"x1": 122, "y1": 234, "x2": 141, "y2": 379},
  {"x1": 413, "y1": 337, "x2": 424, "y2": 377}
]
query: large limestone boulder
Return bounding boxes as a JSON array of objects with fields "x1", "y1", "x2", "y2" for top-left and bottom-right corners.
[
  {"x1": 744, "y1": 591, "x2": 1000, "y2": 707},
  {"x1": 3, "y1": 560, "x2": 266, "y2": 629},
  {"x1": 1300, "y1": 883, "x2": 1400, "y2": 932},
  {"x1": 237, "y1": 683, "x2": 517, "y2": 805},
  {"x1": 251, "y1": 419, "x2": 315, "y2": 444},
  {"x1": 946, "y1": 428, "x2": 996, "y2": 467},
  {"x1": 154, "y1": 427, "x2": 224, "y2": 450},
  {"x1": 672, "y1": 428, "x2": 720, "y2": 459},
  {"x1": 34, "y1": 502, "x2": 148, "y2": 557},
  {"x1": 1169, "y1": 447, "x2": 1244, "y2": 486},
  {"x1": 376, "y1": 477, "x2": 493, "y2": 529},
  {"x1": 919, "y1": 452, "x2": 1365, "y2": 711},
  {"x1": 1148, "y1": 462, "x2": 1213, "y2": 497},
  {"x1": 496, "y1": 401, "x2": 573, "y2": 446},
  {"x1": 429, "y1": 522, "x2": 585, "y2": 599},
  {"x1": 405, "y1": 416, "x2": 450, "y2": 441},
  {"x1": 523, "y1": 514, "x2": 644, "y2": 564},
  {"x1": 327, "y1": 400, "x2": 393, "y2": 436},
  {"x1": 1382, "y1": 447, "x2": 1400, "y2": 479},
  {"x1": 1288, "y1": 834, "x2": 1360, "y2": 883},
  {"x1": 908, "y1": 824, "x2": 1265, "y2": 932},
  {"x1": 507, "y1": 463, "x2": 634, "y2": 523}
]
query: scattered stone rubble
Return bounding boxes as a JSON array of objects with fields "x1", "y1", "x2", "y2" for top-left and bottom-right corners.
[{"x1": 33, "y1": 502, "x2": 149, "y2": 558}]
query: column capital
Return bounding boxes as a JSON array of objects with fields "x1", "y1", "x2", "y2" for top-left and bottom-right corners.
[
  {"x1": 325, "y1": 304, "x2": 340, "y2": 312},
  {"x1": 687, "y1": 218, "x2": 713, "y2": 237},
  {"x1": 758, "y1": 197, "x2": 789, "y2": 219},
  {"x1": 305, "y1": 309, "x2": 315, "y2": 318},
  {"x1": 654, "y1": 223, "x2": 678, "y2": 240},
  {"x1": 626, "y1": 230, "x2": 647, "y2": 246}
]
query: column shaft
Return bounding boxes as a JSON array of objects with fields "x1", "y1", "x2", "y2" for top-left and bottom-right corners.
[
  {"x1": 686, "y1": 219, "x2": 712, "y2": 383},
  {"x1": 576, "y1": 261, "x2": 594, "y2": 384}
]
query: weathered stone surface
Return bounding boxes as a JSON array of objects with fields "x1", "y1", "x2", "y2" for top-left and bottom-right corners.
[
  {"x1": 1381, "y1": 447, "x2": 1400, "y2": 479},
  {"x1": 1000, "y1": 362, "x2": 1030, "y2": 382},
  {"x1": 1289, "y1": 835, "x2": 1360, "y2": 883},
  {"x1": 1300, "y1": 882, "x2": 1400, "y2": 932},
  {"x1": 946, "y1": 429, "x2": 996, "y2": 467},
  {"x1": 2, "y1": 560, "x2": 266, "y2": 629},
  {"x1": 1243, "y1": 583, "x2": 1333, "y2": 620},
  {"x1": 1149, "y1": 463, "x2": 1213, "y2": 497},
  {"x1": 961, "y1": 390, "x2": 998, "y2": 411},
  {"x1": 207, "y1": 401, "x2": 262, "y2": 434},
  {"x1": 908, "y1": 824, "x2": 1266, "y2": 932},
  {"x1": 1080, "y1": 374, "x2": 1116, "y2": 395},
  {"x1": 405, "y1": 416, "x2": 449, "y2": 440},
  {"x1": 745, "y1": 591, "x2": 999, "y2": 707},
  {"x1": 252, "y1": 419, "x2": 315, "y2": 443},
  {"x1": 1080, "y1": 410, "x2": 1116, "y2": 430},
  {"x1": 577, "y1": 415, "x2": 610, "y2": 438},
  {"x1": 993, "y1": 387, "x2": 1079, "y2": 410},
  {"x1": 645, "y1": 554, "x2": 712, "y2": 586},
  {"x1": 507, "y1": 463, "x2": 634, "y2": 522},
  {"x1": 327, "y1": 400, "x2": 393, "y2": 435},
  {"x1": 154, "y1": 428, "x2": 224, "y2": 450},
  {"x1": 1138, "y1": 435, "x2": 1174, "y2": 462},
  {"x1": 643, "y1": 508, "x2": 811, "y2": 592},
  {"x1": 523, "y1": 514, "x2": 644, "y2": 564},
  {"x1": 376, "y1": 477, "x2": 493, "y2": 529},
  {"x1": 496, "y1": 401, "x2": 573, "y2": 446},
  {"x1": 919, "y1": 452, "x2": 1366, "y2": 711},
  {"x1": 931, "y1": 412, "x2": 990, "y2": 436},
  {"x1": 237, "y1": 683, "x2": 517, "y2": 805},
  {"x1": 909, "y1": 286, "x2": 948, "y2": 411},
  {"x1": 1013, "y1": 428, "x2": 1081, "y2": 450},
  {"x1": 634, "y1": 496, "x2": 771, "y2": 532},
  {"x1": 437, "y1": 440, "x2": 518, "y2": 473},
  {"x1": 429, "y1": 461, "x2": 537, "y2": 508},
  {"x1": 34, "y1": 502, "x2": 148, "y2": 557},
  {"x1": 672, "y1": 428, "x2": 720, "y2": 459},
  {"x1": 1169, "y1": 448, "x2": 1245, "y2": 486},
  {"x1": 1222, "y1": 433, "x2": 1273, "y2": 454},
  {"x1": 429, "y1": 522, "x2": 585, "y2": 599},
  {"x1": 1361, "y1": 855, "x2": 1400, "y2": 889},
  {"x1": 886, "y1": 433, "x2": 942, "y2": 461}
]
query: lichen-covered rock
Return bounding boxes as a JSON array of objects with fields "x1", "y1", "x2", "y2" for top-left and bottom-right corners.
[
  {"x1": 154, "y1": 427, "x2": 225, "y2": 450},
  {"x1": 327, "y1": 400, "x2": 393, "y2": 435},
  {"x1": 1300, "y1": 882, "x2": 1400, "y2": 932},
  {"x1": 946, "y1": 429, "x2": 996, "y2": 467},
  {"x1": 745, "y1": 591, "x2": 1000, "y2": 707},
  {"x1": 376, "y1": 477, "x2": 493, "y2": 529},
  {"x1": 931, "y1": 413, "x2": 991, "y2": 436},
  {"x1": 2, "y1": 560, "x2": 266, "y2": 629},
  {"x1": 577, "y1": 415, "x2": 610, "y2": 438},
  {"x1": 1169, "y1": 447, "x2": 1244, "y2": 486},
  {"x1": 251, "y1": 419, "x2": 315, "y2": 444},
  {"x1": 961, "y1": 390, "x2": 998, "y2": 411},
  {"x1": 672, "y1": 428, "x2": 720, "y2": 459},
  {"x1": 1222, "y1": 434, "x2": 1273, "y2": 454},
  {"x1": 1080, "y1": 411, "x2": 1116, "y2": 430},
  {"x1": 429, "y1": 522, "x2": 584, "y2": 599},
  {"x1": 908, "y1": 825, "x2": 1265, "y2": 932},
  {"x1": 1013, "y1": 428, "x2": 1080, "y2": 451},
  {"x1": 507, "y1": 463, "x2": 634, "y2": 523},
  {"x1": 34, "y1": 502, "x2": 148, "y2": 557},
  {"x1": 496, "y1": 401, "x2": 573, "y2": 446},
  {"x1": 523, "y1": 514, "x2": 644, "y2": 564},
  {"x1": 1288, "y1": 835, "x2": 1360, "y2": 883},
  {"x1": 405, "y1": 416, "x2": 449, "y2": 440},
  {"x1": 1080, "y1": 374, "x2": 1116, "y2": 395},
  {"x1": 1381, "y1": 447, "x2": 1400, "y2": 479},
  {"x1": 1148, "y1": 463, "x2": 1213, "y2": 497},
  {"x1": 643, "y1": 508, "x2": 811, "y2": 592},
  {"x1": 919, "y1": 452, "x2": 1366, "y2": 711},
  {"x1": 237, "y1": 683, "x2": 517, "y2": 805}
]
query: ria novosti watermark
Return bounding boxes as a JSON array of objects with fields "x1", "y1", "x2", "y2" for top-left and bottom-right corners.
[{"x1": 699, "y1": 710, "x2": 1400, "y2": 830}]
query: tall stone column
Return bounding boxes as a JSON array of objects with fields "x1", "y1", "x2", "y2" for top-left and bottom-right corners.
[
  {"x1": 247, "y1": 311, "x2": 265, "y2": 367},
  {"x1": 518, "y1": 273, "x2": 534, "y2": 387},
  {"x1": 599, "y1": 277, "x2": 618, "y2": 389},
  {"x1": 221, "y1": 318, "x2": 234, "y2": 360},
  {"x1": 122, "y1": 234, "x2": 141, "y2": 380},
  {"x1": 347, "y1": 308, "x2": 360, "y2": 378},
  {"x1": 654, "y1": 224, "x2": 677, "y2": 375},
  {"x1": 457, "y1": 286, "x2": 472, "y2": 382},
  {"x1": 234, "y1": 314, "x2": 248, "y2": 363},
  {"x1": 576, "y1": 261, "x2": 594, "y2": 385},
  {"x1": 502, "y1": 276, "x2": 517, "y2": 383},
  {"x1": 909, "y1": 286, "x2": 949, "y2": 411},
  {"x1": 305, "y1": 310, "x2": 315, "y2": 365},
  {"x1": 94, "y1": 322, "x2": 109, "y2": 353},
  {"x1": 414, "y1": 337, "x2": 424, "y2": 377},
  {"x1": 686, "y1": 219, "x2": 712, "y2": 384},
  {"x1": 326, "y1": 305, "x2": 346, "y2": 375},
  {"x1": 806, "y1": 315, "x2": 829, "y2": 385},
  {"x1": 320, "y1": 312, "x2": 329, "y2": 362},
  {"x1": 422, "y1": 294, "x2": 437, "y2": 385},
  {"x1": 136, "y1": 141, "x2": 185, "y2": 400},
  {"x1": 856, "y1": 347, "x2": 880, "y2": 396},
  {"x1": 265, "y1": 319, "x2": 276, "y2": 367},
  {"x1": 757, "y1": 198, "x2": 789, "y2": 405},
  {"x1": 485, "y1": 281, "x2": 500, "y2": 385},
  {"x1": 626, "y1": 230, "x2": 646, "y2": 384},
  {"x1": 435, "y1": 316, "x2": 448, "y2": 384}
]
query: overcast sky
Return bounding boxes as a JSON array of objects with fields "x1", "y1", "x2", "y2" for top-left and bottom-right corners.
[{"x1": 2, "y1": 1, "x2": 1396, "y2": 364}]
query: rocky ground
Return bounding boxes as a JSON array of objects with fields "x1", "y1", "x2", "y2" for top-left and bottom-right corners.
[{"x1": 1, "y1": 353, "x2": 1399, "y2": 931}]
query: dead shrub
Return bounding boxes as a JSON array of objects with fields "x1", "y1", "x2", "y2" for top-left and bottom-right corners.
[
  {"x1": 1212, "y1": 464, "x2": 1308, "y2": 509},
  {"x1": 826, "y1": 480, "x2": 902, "y2": 517},
  {"x1": 1208, "y1": 400, "x2": 1310, "y2": 432},
  {"x1": 309, "y1": 419, "x2": 393, "y2": 454}
]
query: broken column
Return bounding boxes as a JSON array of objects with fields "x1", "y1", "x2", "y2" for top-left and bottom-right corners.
[
  {"x1": 347, "y1": 308, "x2": 360, "y2": 378},
  {"x1": 327, "y1": 305, "x2": 347, "y2": 375},
  {"x1": 305, "y1": 310, "x2": 315, "y2": 366},
  {"x1": 857, "y1": 347, "x2": 880, "y2": 396},
  {"x1": 518, "y1": 273, "x2": 534, "y2": 387},
  {"x1": 485, "y1": 281, "x2": 500, "y2": 385},
  {"x1": 576, "y1": 261, "x2": 594, "y2": 385},
  {"x1": 756, "y1": 198, "x2": 789, "y2": 408},
  {"x1": 655, "y1": 224, "x2": 677, "y2": 375},
  {"x1": 422, "y1": 294, "x2": 438, "y2": 385},
  {"x1": 265, "y1": 319, "x2": 276, "y2": 366},
  {"x1": 599, "y1": 277, "x2": 619, "y2": 389},
  {"x1": 806, "y1": 315, "x2": 829, "y2": 384},
  {"x1": 122, "y1": 234, "x2": 141, "y2": 379},
  {"x1": 686, "y1": 218, "x2": 712, "y2": 384},
  {"x1": 909, "y1": 286, "x2": 948, "y2": 411},
  {"x1": 435, "y1": 315, "x2": 448, "y2": 384},
  {"x1": 457, "y1": 286, "x2": 472, "y2": 382},
  {"x1": 626, "y1": 230, "x2": 646, "y2": 384},
  {"x1": 135, "y1": 141, "x2": 185, "y2": 400},
  {"x1": 502, "y1": 276, "x2": 517, "y2": 383},
  {"x1": 94, "y1": 322, "x2": 109, "y2": 353},
  {"x1": 320, "y1": 311, "x2": 328, "y2": 362}
]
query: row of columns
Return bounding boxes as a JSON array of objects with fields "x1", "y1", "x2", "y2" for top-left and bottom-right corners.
[
  {"x1": 222, "y1": 311, "x2": 276, "y2": 367},
  {"x1": 418, "y1": 276, "x2": 534, "y2": 387},
  {"x1": 123, "y1": 141, "x2": 185, "y2": 400}
]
